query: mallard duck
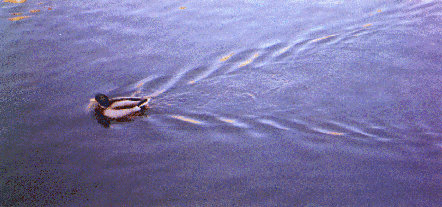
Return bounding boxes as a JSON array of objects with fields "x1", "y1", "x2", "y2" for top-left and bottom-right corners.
[{"x1": 94, "y1": 93, "x2": 150, "y2": 121}]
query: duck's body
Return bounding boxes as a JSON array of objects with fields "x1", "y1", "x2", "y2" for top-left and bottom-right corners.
[{"x1": 94, "y1": 94, "x2": 150, "y2": 120}]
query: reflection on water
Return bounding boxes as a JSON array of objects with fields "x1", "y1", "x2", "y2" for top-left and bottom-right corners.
[
  {"x1": 1, "y1": 0, "x2": 442, "y2": 206},
  {"x1": 3, "y1": 0, "x2": 27, "y2": 3},
  {"x1": 3, "y1": 0, "x2": 51, "y2": 21}
]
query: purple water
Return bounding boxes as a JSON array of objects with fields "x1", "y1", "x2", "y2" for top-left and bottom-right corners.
[{"x1": 1, "y1": 0, "x2": 442, "y2": 206}]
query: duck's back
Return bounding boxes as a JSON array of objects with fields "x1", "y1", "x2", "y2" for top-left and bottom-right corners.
[{"x1": 109, "y1": 99, "x2": 141, "y2": 109}]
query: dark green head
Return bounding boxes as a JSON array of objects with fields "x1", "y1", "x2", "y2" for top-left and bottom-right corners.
[{"x1": 95, "y1": 93, "x2": 110, "y2": 108}]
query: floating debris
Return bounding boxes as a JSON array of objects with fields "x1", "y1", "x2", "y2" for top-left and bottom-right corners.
[
  {"x1": 179, "y1": 7, "x2": 186, "y2": 10},
  {"x1": 363, "y1": 23, "x2": 372, "y2": 27},
  {"x1": 11, "y1": 12, "x2": 23, "y2": 15},
  {"x1": 8, "y1": 16, "x2": 30, "y2": 21},
  {"x1": 30, "y1": 9, "x2": 41, "y2": 13}
]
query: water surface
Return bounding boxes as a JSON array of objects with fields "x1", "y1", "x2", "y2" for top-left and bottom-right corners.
[{"x1": 1, "y1": 0, "x2": 442, "y2": 206}]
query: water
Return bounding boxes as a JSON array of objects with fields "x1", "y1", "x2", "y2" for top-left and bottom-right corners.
[{"x1": 1, "y1": 0, "x2": 442, "y2": 206}]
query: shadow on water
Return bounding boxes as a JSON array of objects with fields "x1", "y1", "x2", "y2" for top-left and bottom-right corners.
[{"x1": 2, "y1": 0, "x2": 442, "y2": 206}]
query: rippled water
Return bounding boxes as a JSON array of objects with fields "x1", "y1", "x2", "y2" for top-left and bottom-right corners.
[{"x1": 1, "y1": 0, "x2": 442, "y2": 206}]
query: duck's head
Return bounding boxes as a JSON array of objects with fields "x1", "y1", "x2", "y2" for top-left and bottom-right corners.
[{"x1": 95, "y1": 93, "x2": 111, "y2": 108}]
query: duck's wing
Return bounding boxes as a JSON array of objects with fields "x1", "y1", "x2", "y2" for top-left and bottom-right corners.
[
  {"x1": 103, "y1": 107, "x2": 142, "y2": 119},
  {"x1": 137, "y1": 98, "x2": 150, "y2": 108},
  {"x1": 109, "y1": 97, "x2": 143, "y2": 109},
  {"x1": 110, "y1": 100, "x2": 140, "y2": 109},
  {"x1": 111, "y1": 97, "x2": 143, "y2": 102}
]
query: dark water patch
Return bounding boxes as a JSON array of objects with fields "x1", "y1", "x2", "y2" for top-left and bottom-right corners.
[{"x1": 0, "y1": 142, "x2": 104, "y2": 206}]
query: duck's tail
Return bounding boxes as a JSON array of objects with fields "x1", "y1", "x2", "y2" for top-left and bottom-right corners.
[{"x1": 137, "y1": 98, "x2": 150, "y2": 109}]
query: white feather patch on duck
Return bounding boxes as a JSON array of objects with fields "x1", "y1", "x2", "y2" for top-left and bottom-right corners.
[
  {"x1": 103, "y1": 105, "x2": 143, "y2": 119},
  {"x1": 109, "y1": 100, "x2": 142, "y2": 109},
  {"x1": 94, "y1": 93, "x2": 150, "y2": 120}
]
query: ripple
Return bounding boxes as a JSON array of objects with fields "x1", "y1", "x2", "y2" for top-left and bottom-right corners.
[
  {"x1": 237, "y1": 53, "x2": 259, "y2": 68},
  {"x1": 218, "y1": 117, "x2": 249, "y2": 128},
  {"x1": 257, "y1": 119, "x2": 288, "y2": 130},
  {"x1": 81, "y1": 0, "x2": 440, "y2": 150},
  {"x1": 171, "y1": 115, "x2": 202, "y2": 125},
  {"x1": 220, "y1": 53, "x2": 235, "y2": 62},
  {"x1": 310, "y1": 34, "x2": 337, "y2": 43}
]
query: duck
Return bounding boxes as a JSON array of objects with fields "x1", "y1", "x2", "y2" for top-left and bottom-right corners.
[{"x1": 94, "y1": 93, "x2": 150, "y2": 121}]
